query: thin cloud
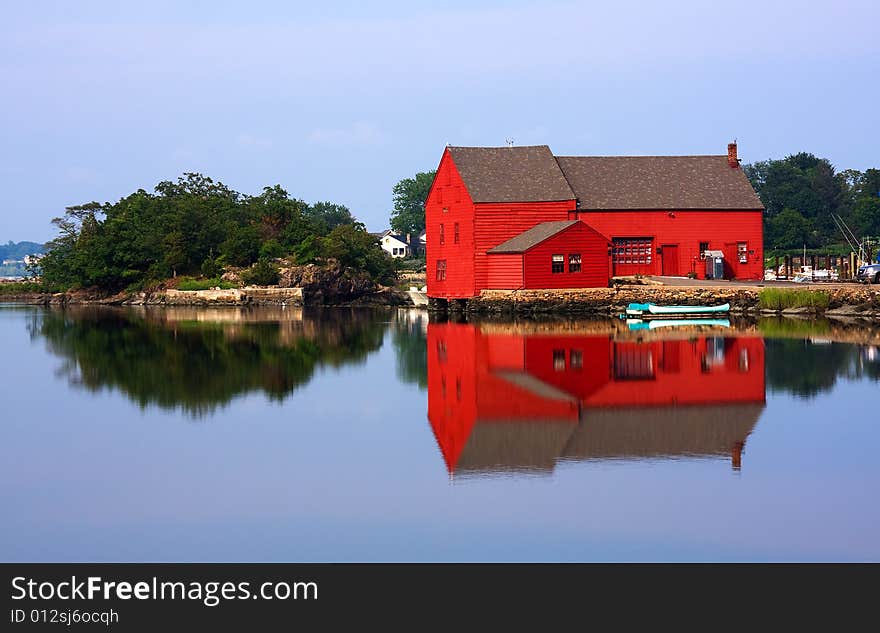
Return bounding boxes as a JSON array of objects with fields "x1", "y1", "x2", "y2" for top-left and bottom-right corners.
[
  {"x1": 237, "y1": 133, "x2": 273, "y2": 150},
  {"x1": 308, "y1": 122, "x2": 384, "y2": 146}
]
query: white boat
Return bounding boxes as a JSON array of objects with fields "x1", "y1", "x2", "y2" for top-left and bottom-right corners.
[{"x1": 647, "y1": 302, "x2": 729, "y2": 315}]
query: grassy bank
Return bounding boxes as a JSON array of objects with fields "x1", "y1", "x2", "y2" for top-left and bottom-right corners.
[
  {"x1": 175, "y1": 277, "x2": 237, "y2": 291},
  {"x1": 0, "y1": 282, "x2": 49, "y2": 295},
  {"x1": 759, "y1": 288, "x2": 830, "y2": 310}
]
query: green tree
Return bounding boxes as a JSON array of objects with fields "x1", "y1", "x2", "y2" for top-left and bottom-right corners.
[
  {"x1": 390, "y1": 170, "x2": 435, "y2": 238},
  {"x1": 321, "y1": 224, "x2": 398, "y2": 285},
  {"x1": 852, "y1": 196, "x2": 880, "y2": 238},
  {"x1": 305, "y1": 201, "x2": 356, "y2": 235},
  {"x1": 745, "y1": 153, "x2": 859, "y2": 248},
  {"x1": 766, "y1": 208, "x2": 814, "y2": 250}
]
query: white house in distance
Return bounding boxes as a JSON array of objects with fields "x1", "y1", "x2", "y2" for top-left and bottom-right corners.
[{"x1": 375, "y1": 230, "x2": 410, "y2": 258}]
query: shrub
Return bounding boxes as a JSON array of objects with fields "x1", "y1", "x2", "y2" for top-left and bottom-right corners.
[
  {"x1": 0, "y1": 281, "x2": 46, "y2": 295},
  {"x1": 201, "y1": 256, "x2": 223, "y2": 278},
  {"x1": 759, "y1": 288, "x2": 830, "y2": 310},
  {"x1": 241, "y1": 259, "x2": 280, "y2": 286},
  {"x1": 320, "y1": 224, "x2": 398, "y2": 285},
  {"x1": 259, "y1": 239, "x2": 284, "y2": 260}
]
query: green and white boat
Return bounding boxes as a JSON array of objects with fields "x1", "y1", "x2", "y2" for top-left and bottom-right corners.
[{"x1": 624, "y1": 302, "x2": 730, "y2": 318}]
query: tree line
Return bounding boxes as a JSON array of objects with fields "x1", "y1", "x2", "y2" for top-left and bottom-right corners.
[
  {"x1": 39, "y1": 173, "x2": 398, "y2": 290},
  {"x1": 0, "y1": 241, "x2": 44, "y2": 260},
  {"x1": 744, "y1": 154, "x2": 879, "y2": 253}
]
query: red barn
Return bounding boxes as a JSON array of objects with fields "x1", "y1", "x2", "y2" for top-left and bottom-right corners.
[{"x1": 425, "y1": 143, "x2": 764, "y2": 300}]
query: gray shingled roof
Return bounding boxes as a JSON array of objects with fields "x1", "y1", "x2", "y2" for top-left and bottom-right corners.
[
  {"x1": 448, "y1": 145, "x2": 576, "y2": 203},
  {"x1": 487, "y1": 220, "x2": 579, "y2": 254},
  {"x1": 555, "y1": 155, "x2": 764, "y2": 210}
]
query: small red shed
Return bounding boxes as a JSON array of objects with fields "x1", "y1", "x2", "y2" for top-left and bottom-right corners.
[{"x1": 485, "y1": 220, "x2": 611, "y2": 289}]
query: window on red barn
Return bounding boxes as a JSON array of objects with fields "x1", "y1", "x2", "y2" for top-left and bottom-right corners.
[
  {"x1": 453, "y1": 222, "x2": 459, "y2": 244},
  {"x1": 553, "y1": 349, "x2": 566, "y2": 371},
  {"x1": 551, "y1": 254, "x2": 564, "y2": 273},
  {"x1": 737, "y1": 242, "x2": 748, "y2": 264},
  {"x1": 569, "y1": 253, "x2": 581, "y2": 272},
  {"x1": 699, "y1": 242, "x2": 709, "y2": 259},
  {"x1": 439, "y1": 224, "x2": 445, "y2": 245},
  {"x1": 436, "y1": 259, "x2": 447, "y2": 281}
]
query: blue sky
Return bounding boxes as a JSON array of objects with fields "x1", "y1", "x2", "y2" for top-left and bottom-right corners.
[{"x1": 2, "y1": 0, "x2": 878, "y2": 242}]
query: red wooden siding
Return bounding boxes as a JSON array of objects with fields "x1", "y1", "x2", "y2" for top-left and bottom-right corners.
[
  {"x1": 521, "y1": 222, "x2": 610, "y2": 289},
  {"x1": 584, "y1": 210, "x2": 764, "y2": 280},
  {"x1": 585, "y1": 337, "x2": 765, "y2": 407},
  {"x1": 485, "y1": 253, "x2": 523, "y2": 289},
  {"x1": 519, "y1": 336, "x2": 613, "y2": 400},
  {"x1": 473, "y1": 200, "x2": 575, "y2": 291},
  {"x1": 425, "y1": 149, "x2": 476, "y2": 298}
]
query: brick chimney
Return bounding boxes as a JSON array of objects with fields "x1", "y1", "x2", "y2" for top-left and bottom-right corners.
[{"x1": 727, "y1": 142, "x2": 738, "y2": 168}]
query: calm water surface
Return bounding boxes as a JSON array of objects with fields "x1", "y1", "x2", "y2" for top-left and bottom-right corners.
[{"x1": 1, "y1": 305, "x2": 878, "y2": 561}]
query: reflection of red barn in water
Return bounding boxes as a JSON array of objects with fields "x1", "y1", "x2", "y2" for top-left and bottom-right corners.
[{"x1": 427, "y1": 323, "x2": 765, "y2": 476}]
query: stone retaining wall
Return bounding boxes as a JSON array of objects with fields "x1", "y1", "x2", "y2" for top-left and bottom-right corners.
[
  {"x1": 5, "y1": 285, "x2": 410, "y2": 307},
  {"x1": 134, "y1": 287, "x2": 304, "y2": 306},
  {"x1": 432, "y1": 285, "x2": 880, "y2": 318}
]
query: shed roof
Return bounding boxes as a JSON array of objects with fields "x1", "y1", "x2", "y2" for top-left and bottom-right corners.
[
  {"x1": 448, "y1": 145, "x2": 576, "y2": 203},
  {"x1": 555, "y1": 155, "x2": 764, "y2": 210},
  {"x1": 487, "y1": 220, "x2": 579, "y2": 254}
]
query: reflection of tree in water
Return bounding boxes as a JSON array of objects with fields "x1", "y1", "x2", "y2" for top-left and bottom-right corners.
[
  {"x1": 391, "y1": 310, "x2": 428, "y2": 390},
  {"x1": 31, "y1": 308, "x2": 386, "y2": 416},
  {"x1": 765, "y1": 338, "x2": 880, "y2": 398}
]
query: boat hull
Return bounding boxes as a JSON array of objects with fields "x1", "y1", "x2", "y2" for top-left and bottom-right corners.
[{"x1": 623, "y1": 302, "x2": 730, "y2": 319}]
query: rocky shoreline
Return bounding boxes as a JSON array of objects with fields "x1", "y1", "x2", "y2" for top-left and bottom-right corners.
[
  {"x1": 7, "y1": 283, "x2": 880, "y2": 319},
  {"x1": 1, "y1": 285, "x2": 409, "y2": 307},
  {"x1": 431, "y1": 285, "x2": 880, "y2": 320},
  {"x1": 0, "y1": 261, "x2": 413, "y2": 307}
]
